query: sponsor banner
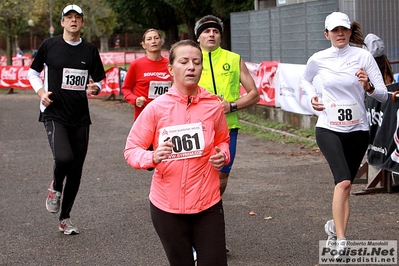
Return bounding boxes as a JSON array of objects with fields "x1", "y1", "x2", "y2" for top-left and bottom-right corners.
[
  {"x1": 99, "y1": 50, "x2": 170, "y2": 65},
  {"x1": 0, "y1": 66, "x2": 123, "y2": 96},
  {"x1": 99, "y1": 52, "x2": 134, "y2": 65},
  {"x1": 277, "y1": 63, "x2": 309, "y2": 114},
  {"x1": 1, "y1": 51, "x2": 170, "y2": 67},
  {"x1": 367, "y1": 83, "x2": 399, "y2": 172},
  {"x1": 0, "y1": 55, "x2": 32, "y2": 67},
  {"x1": 244, "y1": 61, "x2": 278, "y2": 107},
  {"x1": 277, "y1": 63, "x2": 323, "y2": 115},
  {"x1": 319, "y1": 240, "x2": 397, "y2": 264},
  {"x1": 96, "y1": 67, "x2": 122, "y2": 96},
  {"x1": 0, "y1": 66, "x2": 34, "y2": 89},
  {"x1": 0, "y1": 59, "x2": 319, "y2": 112}
]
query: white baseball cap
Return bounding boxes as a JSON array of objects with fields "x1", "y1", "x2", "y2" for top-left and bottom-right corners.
[
  {"x1": 325, "y1": 12, "x2": 351, "y2": 31},
  {"x1": 62, "y1": 4, "x2": 84, "y2": 18}
]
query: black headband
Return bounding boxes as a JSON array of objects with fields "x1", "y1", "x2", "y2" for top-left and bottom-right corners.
[{"x1": 196, "y1": 22, "x2": 223, "y2": 39}]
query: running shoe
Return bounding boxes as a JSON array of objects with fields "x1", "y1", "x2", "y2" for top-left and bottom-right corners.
[
  {"x1": 324, "y1": 219, "x2": 337, "y2": 247},
  {"x1": 46, "y1": 181, "x2": 61, "y2": 213},
  {"x1": 334, "y1": 238, "x2": 349, "y2": 260},
  {"x1": 192, "y1": 247, "x2": 197, "y2": 261},
  {"x1": 59, "y1": 218, "x2": 79, "y2": 235}
]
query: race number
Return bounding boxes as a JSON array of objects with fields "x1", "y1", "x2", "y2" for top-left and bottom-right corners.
[
  {"x1": 61, "y1": 68, "x2": 88, "y2": 91},
  {"x1": 327, "y1": 101, "x2": 360, "y2": 126},
  {"x1": 148, "y1": 81, "x2": 171, "y2": 99},
  {"x1": 158, "y1": 122, "x2": 205, "y2": 160}
]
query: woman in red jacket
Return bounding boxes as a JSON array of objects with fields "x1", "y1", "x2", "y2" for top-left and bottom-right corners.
[
  {"x1": 124, "y1": 39, "x2": 230, "y2": 266},
  {"x1": 121, "y1": 29, "x2": 171, "y2": 120}
]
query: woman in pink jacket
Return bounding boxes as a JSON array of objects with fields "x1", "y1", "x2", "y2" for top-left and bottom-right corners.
[{"x1": 124, "y1": 39, "x2": 230, "y2": 266}]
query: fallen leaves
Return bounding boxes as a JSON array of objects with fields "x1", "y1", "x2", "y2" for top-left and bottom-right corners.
[{"x1": 248, "y1": 211, "x2": 273, "y2": 220}]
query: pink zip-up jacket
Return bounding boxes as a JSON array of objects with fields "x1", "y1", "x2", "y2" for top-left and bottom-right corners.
[{"x1": 124, "y1": 85, "x2": 230, "y2": 214}]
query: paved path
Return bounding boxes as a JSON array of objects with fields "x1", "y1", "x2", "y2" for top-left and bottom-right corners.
[{"x1": 1, "y1": 91, "x2": 398, "y2": 265}]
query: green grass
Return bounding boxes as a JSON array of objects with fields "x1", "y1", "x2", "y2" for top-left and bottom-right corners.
[{"x1": 238, "y1": 111, "x2": 318, "y2": 148}]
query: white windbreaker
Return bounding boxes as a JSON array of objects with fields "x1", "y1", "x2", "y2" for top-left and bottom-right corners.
[{"x1": 301, "y1": 44, "x2": 388, "y2": 133}]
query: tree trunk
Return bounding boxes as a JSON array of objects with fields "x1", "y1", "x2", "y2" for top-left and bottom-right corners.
[
  {"x1": 6, "y1": 29, "x2": 12, "y2": 65},
  {"x1": 100, "y1": 36, "x2": 109, "y2": 53}
]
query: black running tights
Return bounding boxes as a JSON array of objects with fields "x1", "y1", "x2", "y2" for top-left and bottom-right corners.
[
  {"x1": 150, "y1": 200, "x2": 227, "y2": 266},
  {"x1": 316, "y1": 127, "x2": 369, "y2": 185},
  {"x1": 44, "y1": 120, "x2": 89, "y2": 221}
]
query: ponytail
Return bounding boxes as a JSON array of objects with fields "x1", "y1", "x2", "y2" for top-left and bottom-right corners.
[{"x1": 349, "y1": 21, "x2": 365, "y2": 47}]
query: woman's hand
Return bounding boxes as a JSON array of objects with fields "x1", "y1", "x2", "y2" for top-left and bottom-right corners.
[
  {"x1": 355, "y1": 67, "x2": 371, "y2": 92},
  {"x1": 153, "y1": 140, "x2": 174, "y2": 164},
  {"x1": 136, "y1": 96, "x2": 146, "y2": 107},
  {"x1": 209, "y1": 146, "x2": 226, "y2": 171},
  {"x1": 311, "y1": 96, "x2": 325, "y2": 111}
]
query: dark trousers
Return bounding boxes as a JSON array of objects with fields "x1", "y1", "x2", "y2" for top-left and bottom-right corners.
[
  {"x1": 150, "y1": 200, "x2": 227, "y2": 266},
  {"x1": 44, "y1": 120, "x2": 89, "y2": 220},
  {"x1": 316, "y1": 127, "x2": 369, "y2": 185}
]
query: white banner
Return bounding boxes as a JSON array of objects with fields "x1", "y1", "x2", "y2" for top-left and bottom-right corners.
[{"x1": 276, "y1": 63, "x2": 322, "y2": 116}]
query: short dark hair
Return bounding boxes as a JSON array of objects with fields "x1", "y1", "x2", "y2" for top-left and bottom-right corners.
[{"x1": 194, "y1": 15, "x2": 223, "y2": 39}]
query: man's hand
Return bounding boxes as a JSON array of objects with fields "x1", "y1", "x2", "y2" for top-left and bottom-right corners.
[
  {"x1": 38, "y1": 88, "x2": 53, "y2": 107},
  {"x1": 87, "y1": 79, "x2": 100, "y2": 95}
]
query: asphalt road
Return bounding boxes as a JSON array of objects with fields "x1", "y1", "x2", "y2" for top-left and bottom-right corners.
[{"x1": 1, "y1": 90, "x2": 398, "y2": 266}]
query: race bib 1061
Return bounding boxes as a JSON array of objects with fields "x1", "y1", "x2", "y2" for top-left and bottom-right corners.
[{"x1": 158, "y1": 122, "x2": 205, "y2": 161}]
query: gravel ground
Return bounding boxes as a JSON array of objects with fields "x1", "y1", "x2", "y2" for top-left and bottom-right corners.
[{"x1": 1, "y1": 90, "x2": 398, "y2": 266}]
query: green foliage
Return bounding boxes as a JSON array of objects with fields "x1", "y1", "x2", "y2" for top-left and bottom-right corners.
[
  {"x1": 80, "y1": 0, "x2": 118, "y2": 40},
  {"x1": 211, "y1": 0, "x2": 254, "y2": 18},
  {"x1": 0, "y1": 1, "x2": 34, "y2": 36},
  {"x1": 48, "y1": 0, "x2": 118, "y2": 40},
  {"x1": 0, "y1": 0, "x2": 37, "y2": 64},
  {"x1": 0, "y1": 0, "x2": 256, "y2": 55},
  {"x1": 103, "y1": 0, "x2": 254, "y2": 47},
  {"x1": 238, "y1": 111, "x2": 317, "y2": 148},
  {"x1": 105, "y1": 0, "x2": 177, "y2": 32}
]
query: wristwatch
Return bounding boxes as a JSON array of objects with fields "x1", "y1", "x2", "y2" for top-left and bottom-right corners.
[
  {"x1": 230, "y1": 102, "x2": 238, "y2": 112},
  {"x1": 366, "y1": 79, "x2": 375, "y2": 93}
]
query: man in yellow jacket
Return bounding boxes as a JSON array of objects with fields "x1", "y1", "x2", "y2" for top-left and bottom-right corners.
[{"x1": 195, "y1": 15, "x2": 260, "y2": 196}]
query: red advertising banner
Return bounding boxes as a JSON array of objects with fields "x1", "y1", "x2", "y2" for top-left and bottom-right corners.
[
  {"x1": 1, "y1": 51, "x2": 170, "y2": 68},
  {"x1": 0, "y1": 66, "x2": 33, "y2": 89},
  {"x1": 1, "y1": 59, "x2": 279, "y2": 107},
  {"x1": 0, "y1": 66, "x2": 122, "y2": 96},
  {"x1": 0, "y1": 55, "x2": 32, "y2": 67},
  {"x1": 99, "y1": 50, "x2": 169, "y2": 65},
  {"x1": 97, "y1": 67, "x2": 121, "y2": 96},
  {"x1": 243, "y1": 61, "x2": 278, "y2": 106}
]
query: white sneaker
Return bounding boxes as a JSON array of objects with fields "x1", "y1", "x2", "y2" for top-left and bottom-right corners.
[
  {"x1": 324, "y1": 219, "x2": 337, "y2": 247},
  {"x1": 334, "y1": 238, "x2": 349, "y2": 259},
  {"x1": 59, "y1": 218, "x2": 79, "y2": 235},
  {"x1": 46, "y1": 181, "x2": 61, "y2": 213},
  {"x1": 192, "y1": 247, "x2": 197, "y2": 261}
]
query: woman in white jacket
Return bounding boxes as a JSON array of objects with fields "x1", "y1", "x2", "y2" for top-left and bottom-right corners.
[{"x1": 300, "y1": 12, "x2": 388, "y2": 257}]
